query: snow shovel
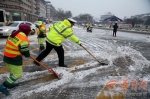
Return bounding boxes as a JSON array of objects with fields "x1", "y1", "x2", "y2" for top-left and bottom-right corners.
[
  {"x1": 81, "y1": 45, "x2": 108, "y2": 65},
  {"x1": 30, "y1": 56, "x2": 60, "y2": 79}
]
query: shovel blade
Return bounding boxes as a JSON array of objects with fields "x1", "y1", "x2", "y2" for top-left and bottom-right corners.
[
  {"x1": 99, "y1": 59, "x2": 109, "y2": 65},
  {"x1": 99, "y1": 62, "x2": 108, "y2": 65}
]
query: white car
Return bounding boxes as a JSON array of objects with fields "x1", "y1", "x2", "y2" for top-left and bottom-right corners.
[
  {"x1": 98, "y1": 24, "x2": 102, "y2": 27},
  {"x1": 0, "y1": 21, "x2": 37, "y2": 37},
  {"x1": 33, "y1": 21, "x2": 38, "y2": 26}
]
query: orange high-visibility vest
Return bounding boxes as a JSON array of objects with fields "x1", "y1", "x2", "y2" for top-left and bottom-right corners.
[
  {"x1": 4, "y1": 32, "x2": 29, "y2": 58},
  {"x1": 37, "y1": 24, "x2": 46, "y2": 35}
]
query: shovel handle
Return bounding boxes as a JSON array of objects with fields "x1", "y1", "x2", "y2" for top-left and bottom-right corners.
[
  {"x1": 30, "y1": 56, "x2": 60, "y2": 79},
  {"x1": 81, "y1": 45, "x2": 101, "y2": 64}
]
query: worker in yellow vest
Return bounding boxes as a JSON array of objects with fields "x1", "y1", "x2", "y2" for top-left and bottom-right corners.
[
  {"x1": 7, "y1": 20, "x2": 12, "y2": 25},
  {"x1": 36, "y1": 21, "x2": 46, "y2": 51},
  {"x1": 0, "y1": 24, "x2": 31, "y2": 95},
  {"x1": 34, "y1": 18, "x2": 81, "y2": 67},
  {"x1": 85, "y1": 23, "x2": 89, "y2": 27}
]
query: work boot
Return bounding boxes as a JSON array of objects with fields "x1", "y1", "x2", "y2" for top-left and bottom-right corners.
[
  {"x1": 33, "y1": 61, "x2": 40, "y2": 66},
  {"x1": 7, "y1": 83, "x2": 19, "y2": 89},
  {"x1": 59, "y1": 64, "x2": 67, "y2": 67},
  {"x1": 0, "y1": 84, "x2": 10, "y2": 96},
  {"x1": 100, "y1": 62, "x2": 108, "y2": 65}
]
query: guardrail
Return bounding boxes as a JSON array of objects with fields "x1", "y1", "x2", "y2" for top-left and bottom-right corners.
[{"x1": 93, "y1": 26, "x2": 150, "y2": 34}]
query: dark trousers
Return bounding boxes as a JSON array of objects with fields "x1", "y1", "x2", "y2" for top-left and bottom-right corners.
[
  {"x1": 36, "y1": 41, "x2": 64, "y2": 66},
  {"x1": 113, "y1": 31, "x2": 117, "y2": 36}
]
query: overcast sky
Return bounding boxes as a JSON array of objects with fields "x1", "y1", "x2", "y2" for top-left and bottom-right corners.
[{"x1": 48, "y1": 0, "x2": 150, "y2": 19}]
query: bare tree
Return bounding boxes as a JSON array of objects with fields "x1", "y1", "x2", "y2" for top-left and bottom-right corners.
[
  {"x1": 55, "y1": 8, "x2": 72, "y2": 20},
  {"x1": 73, "y1": 14, "x2": 93, "y2": 23}
]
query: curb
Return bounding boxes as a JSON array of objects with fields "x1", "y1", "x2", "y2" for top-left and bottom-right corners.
[{"x1": 94, "y1": 27, "x2": 150, "y2": 35}]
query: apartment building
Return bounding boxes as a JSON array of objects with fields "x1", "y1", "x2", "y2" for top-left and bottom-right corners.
[
  {"x1": 45, "y1": 1, "x2": 51, "y2": 20},
  {"x1": 0, "y1": 0, "x2": 38, "y2": 22},
  {"x1": 49, "y1": 4, "x2": 57, "y2": 21},
  {"x1": 45, "y1": 1, "x2": 57, "y2": 21},
  {"x1": 36, "y1": 0, "x2": 46, "y2": 21}
]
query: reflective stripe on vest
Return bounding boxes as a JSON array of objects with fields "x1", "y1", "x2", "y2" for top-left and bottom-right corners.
[
  {"x1": 53, "y1": 24, "x2": 72, "y2": 39},
  {"x1": 4, "y1": 32, "x2": 29, "y2": 57},
  {"x1": 46, "y1": 36, "x2": 59, "y2": 46},
  {"x1": 38, "y1": 24, "x2": 46, "y2": 35}
]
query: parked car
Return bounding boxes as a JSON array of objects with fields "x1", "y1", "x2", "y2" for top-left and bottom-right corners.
[
  {"x1": 93, "y1": 24, "x2": 97, "y2": 26},
  {"x1": 98, "y1": 24, "x2": 102, "y2": 27},
  {"x1": 33, "y1": 21, "x2": 38, "y2": 26},
  {"x1": 0, "y1": 21, "x2": 36, "y2": 37}
]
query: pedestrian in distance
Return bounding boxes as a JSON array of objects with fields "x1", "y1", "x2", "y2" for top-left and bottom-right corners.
[
  {"x1": 34, "y1": 18, "x2": 81, "y2": 67},
  {"x1": 36, "y1": 21, "x2": 46, "y2": 52},
  {"x1": 113, "y1": 23, "x2": 118, "y2": 37},
  {"x1": 0, "y1": 24, "x2": 31, "y2": 96}
]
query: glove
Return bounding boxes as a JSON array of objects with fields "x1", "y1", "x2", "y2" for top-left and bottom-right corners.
[
  {"x1": 43, "y1": 34, "x2": 46, "y2": 37},
  {"x1": 77, "y1": 40, "x2": 81, "y2": 46}
]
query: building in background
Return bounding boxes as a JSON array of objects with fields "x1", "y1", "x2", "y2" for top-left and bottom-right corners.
[
  {"x1": 47, "y1": 3, "x2": 57, "y2": 21},
  {"x1": 0, "y1": 0, "x2": 66, "y2": 22},
  {"x1": 0, "y1": 0, "x2": 38, "y2": 22},
  {"x1": 100, "y1": 12, "x2": 113, "y2": 21},
  {"x1": 36, "y1": 0, "x2": 46, "y2": 22},
  {"x1": 44, "y1": 1, "x2": 57, "y2": 21},
  {"x1": 131, "y1": 13, "x2": 150, "y2": 21},
  {"x1": 45, "y1": 1, "x2": 52, "y2": 23}
]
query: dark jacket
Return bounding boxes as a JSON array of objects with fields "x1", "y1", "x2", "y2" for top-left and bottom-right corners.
[{"x1": 113, "y1": 23, "x2": 118, "y2": 32}]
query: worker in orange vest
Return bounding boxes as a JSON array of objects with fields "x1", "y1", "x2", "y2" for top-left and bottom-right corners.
[
  {"x1": 36, "y1": 21, "x2": 46, "y2": 52},
  {"x1": 0, "y1": 24, "x2": 31, "y2": 95}
]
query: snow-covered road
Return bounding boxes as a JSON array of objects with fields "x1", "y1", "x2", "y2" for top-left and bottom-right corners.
[{"x1": 0, "y1": 26, "x2": 150, "y2": 99}]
